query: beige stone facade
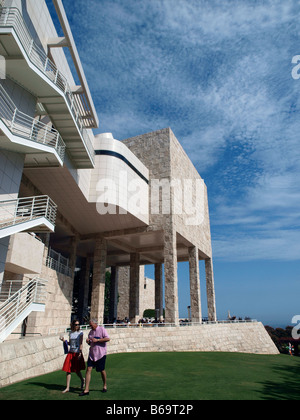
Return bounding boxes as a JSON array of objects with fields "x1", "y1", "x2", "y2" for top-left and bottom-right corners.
[{"x1": 120, "y1": 128, "x2": 216, "y2": 324}]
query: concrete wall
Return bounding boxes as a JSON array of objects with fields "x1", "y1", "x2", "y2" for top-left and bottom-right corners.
[
  {"x1": 5, "y1": 233, "x2": 44, "y2": 275},
  {"x1": 0, "y1": 322, "x2": 279, "y2": 388}
]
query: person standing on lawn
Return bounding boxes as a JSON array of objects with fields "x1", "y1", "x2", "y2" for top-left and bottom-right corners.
[
  {"x1": 79, "y1": 319, "x2": 110, "y2": 396},
  {"x1": 60, "y1": 320, "x2": 86, "y2": 394}
]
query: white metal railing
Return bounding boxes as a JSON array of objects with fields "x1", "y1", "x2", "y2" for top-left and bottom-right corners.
[
  {"x1": 0, "y1": 7, "x2": 95, "y2": 164},
  {"x1": 0, "y1": 195, "x2": 57, "y2": 231},
  {"x1": 0, "y1": 84, "x2": 66, "y2": 161},
  {"x1": 48, "y1": 319, "x2": 258, "y2": 335},
  {"x1": 46, "y1": 254, "x2": 72, "y2": 277},
  {"x1": 0, "y1": 278, "x2": 47, "y2": 342},
  {"x1": 0, "y1": 280, "x2": 24, "y2": 303}
]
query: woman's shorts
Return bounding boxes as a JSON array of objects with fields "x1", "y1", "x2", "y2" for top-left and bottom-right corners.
[
  {"x1": 62, "y1": 352, "x2": 86, "y2": 373},
  {"x1": 87, "y1": 355, "x2": 106, "y2": 372}
]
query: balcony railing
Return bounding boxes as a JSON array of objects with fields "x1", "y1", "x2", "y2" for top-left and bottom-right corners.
[
  {"x1": 46, "y1": 247, "x2": 72, "y2": 277},
  {"x1": 0, "y1": 195, "x2": 57, "y2": 231},
  {"x1": 0, "y1": 84, "x2": 66, "y2": 161},
  {"x1": 0, "y1": 7, "x2": 95, "y2": 165}
]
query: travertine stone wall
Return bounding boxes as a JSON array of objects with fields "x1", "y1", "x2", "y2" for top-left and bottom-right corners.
[
  {"x1": 189, "y1": 246, "x2": 201, "y2": 322},
  {"x1": 117, "y1": 266, "x2": 155, "y2": 321},
  {"x1": 90, "y1": 237, "x2": 107, "y2": 323},
  {"x1": 122, "y1": 128, "x2": 216, "y2": 323},
  {"x1": 122, "y1": 128, "x2": 213, "y2": 257},
  {"x1": 205, "y1": 258, "x2": 217, "y2": 322},
  {"x1": 26, "y1": 266, "x2": 74, "y2": 336},
  {"x1": 164, "y1": 221, "x2": 179, "y2": 324},
  {"x1": 129, "y1": 253, "x2": 140, "y2": 323},
  {"x1": 0, "y1": 322, "x2": 279, "y2": 388}
]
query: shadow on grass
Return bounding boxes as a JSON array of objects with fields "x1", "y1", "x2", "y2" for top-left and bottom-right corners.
[
  {"x1": 26, "y1": 382, "x2": 63, "y2": 392},
  {"x1": 260, "y1": 360, "x2": 300, "y2": 400},
  {"x1": 25, "y1": 381, "x2": 98, "y2": 395}
]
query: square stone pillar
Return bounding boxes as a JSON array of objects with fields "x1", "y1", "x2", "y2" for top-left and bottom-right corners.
[
  {"x1": 164, "y1": 225, "x2": 179, "y2": 325},
  {"x1": 69, "y1": 235, "x2": 79, "y2": 275},
  {"x1": 90, "y1": 237, "x2": 107, "y2": 324},
  {"x1": 155, "y1": 263, "x2": 164, "y2": 321},
  {"x1": 109, "y1": 266, "x2": 119, "y2": 323},
  {"x1": 189, "y1": 246, "x2": 202, "y2": 323},
  {"x1": 205, "y1": 258, "x2": 217, "y2": 322},
  {"x1": 78, "y1": 255, "x2": 92, "y2": 324},
  {"x1": 129, "y1": 253, "x2": 140, "y2": 323}
]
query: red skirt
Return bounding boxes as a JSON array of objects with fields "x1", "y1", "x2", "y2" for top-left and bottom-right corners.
[{"x1": 62, "y1": 352, "x2": 86, "y2": 373}]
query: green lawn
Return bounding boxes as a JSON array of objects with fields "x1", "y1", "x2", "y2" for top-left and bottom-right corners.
[{"x1": 0, "y1": 352, "x2": 299, "y2": 400}]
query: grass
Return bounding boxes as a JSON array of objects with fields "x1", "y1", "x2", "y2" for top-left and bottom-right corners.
[{"x1": 0, "y1": 352, "x2": 300, "y2": 400}]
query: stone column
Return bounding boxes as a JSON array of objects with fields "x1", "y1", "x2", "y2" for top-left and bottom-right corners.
[
  {"x1": 69, "y1": 235, "x2": 79, "y2": 275},
  {"x1": 129, "y1": 253, "x2": 140, "y2": 323},
  {"x1": 90, "y1": 237, "x2": 107, "y2": 324},
  {"x1": 189, "y1": 246, "x2": 202, "y2": 323},
  {"x1": 78, "y1": 255, "x2": 92, "y2": 323},
  {"x1": 84, "y1": 254, "x2": 92, "y2": 314},
  {"x1": 164, "y1": 224, "x2": 179, "y2": 325},
  {"x1": 155, "y1": 263, "x2": 164, "y2": 321},
  {"x1": 109, "y1": 266, "x2": 119, "y2": 323},
  {"x1": 205, "y1": 258, "x2": 217, "y2": 322}
]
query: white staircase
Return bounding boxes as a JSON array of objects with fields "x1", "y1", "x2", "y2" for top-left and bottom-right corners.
[
  {"x1": 0, "y1": 278, "x2": 47, "y2": 343},
  {"x1": 0, "y1": 195, "x2": 57, "y2": 239}
]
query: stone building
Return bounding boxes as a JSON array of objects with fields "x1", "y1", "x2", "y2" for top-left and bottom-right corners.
[
  {"x1": 0, "y1": 0, "x2": 216, "y2": 340},
  {"x1": 0, "y1": 2, "x2": 279, "y2": 387}
]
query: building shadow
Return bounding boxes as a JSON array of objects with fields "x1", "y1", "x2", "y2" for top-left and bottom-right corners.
[{"x1": 259, "y1": 361, "x2": 300, "y2": 400}]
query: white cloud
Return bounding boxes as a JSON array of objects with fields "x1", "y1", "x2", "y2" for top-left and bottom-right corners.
[
  {"x1": 213, "y1": 229, "x2": 300, "y2": 262},
  {"x1": 63, "y1": 0, "x2": 300, "y2": 262}
]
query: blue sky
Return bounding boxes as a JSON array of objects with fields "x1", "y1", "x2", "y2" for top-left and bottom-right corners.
[{"x1": 48, "y1": 0, "x2": 300, "y2": 327}]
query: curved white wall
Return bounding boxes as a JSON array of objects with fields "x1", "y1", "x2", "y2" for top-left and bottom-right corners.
[{"x1": 89, "y1": 133, "x2": 149, "y2": 225}]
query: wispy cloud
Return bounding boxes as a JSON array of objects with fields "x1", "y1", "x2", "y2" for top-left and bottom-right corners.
[{"x1": 61, "y1": 0, "x2": 300, "y2": 262}]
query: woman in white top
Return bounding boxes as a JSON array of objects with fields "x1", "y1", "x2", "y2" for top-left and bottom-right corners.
[{"x1": 60, "y1": 320, "x2": 86, "y2": 394}]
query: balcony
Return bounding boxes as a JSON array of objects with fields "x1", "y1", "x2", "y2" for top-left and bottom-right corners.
[
  {"x1": 5, "y1": 233, "x2": 45, "y2": 275},
  {"x1": 0, "y1": 84, "x2": 65, "y2": 166},
  {"x1": 0, "y1": 7, "x2": 95, "y2": 168},
  {"x1": 0, "y1": 195, "x2": 57, "y2": 239}
]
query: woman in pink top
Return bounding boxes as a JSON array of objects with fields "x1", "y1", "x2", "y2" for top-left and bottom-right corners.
[{"x1": 79, "y1": 319, "x2": 110, "y2": 396}]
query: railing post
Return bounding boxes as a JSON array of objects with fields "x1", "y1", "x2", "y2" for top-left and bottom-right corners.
[
  {"x1": 11, "y1": 108, "x2": 17, "y2": 131},
  {"x1": 30, "y1": 197, "x2": 35, "y2": 219},
  {"x1": 30, "y1": 119, "x2": 35, "y2": 140},
  {"x1": 28, "y1": 39, "x2": 34, "y2": 57},
  {"x1": 33, "y1": 280, "x2": 38, "y2": 303},
  {"x1": 8, "y1": 281, "x2": 12, "y2": 299},
  {"x1": 55, "y1": 132, "x2": 60, "y2": 149},
  {"x1": 44, "y1": 57, "x2": 49, "y2": 72},
  {"x1": 13, "y1": 199, "x2": 18, "y2": 225},
  {"x1": 15, "y1": 289, "x2": 21, "y2": 319},
  {"x1": 43, "y1": 125, "x2": 48, "y2": 144},
  {"x1": 54, "y1": 68, "x2": 59, "y2": 84},
  {"x1": 3, "y1": 9, "x2": 9, "y2": 25}
]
